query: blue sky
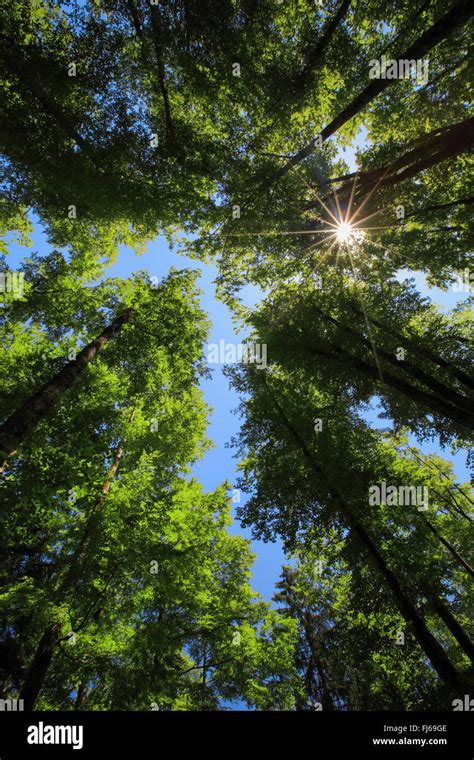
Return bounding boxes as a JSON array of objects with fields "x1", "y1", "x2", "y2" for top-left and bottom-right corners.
[
  {"x1": 4, "y1": 128, "x2": 471, "y2": 603},
  {"x1": 6, "y1": 214, "x2": 471, "y2": 605}
]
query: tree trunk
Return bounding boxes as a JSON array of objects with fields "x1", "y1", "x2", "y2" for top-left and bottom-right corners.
[
  {"x1": 0, "y1": 41, "x2": 97, "y2": 165},
  {"x1": 19, "y1": 622, "x2": 61, "y2": 711},
  {"x1": 423, "y1": 518, "x2": 474, "y2": 577},
  {"x1": 303, "y1": 613, "x2": 334, "y2": 710},
  {"x1": 57, "y1": 406, "x2": 135, "y2": 594},
  {"x1": 345, "y1": 302, "x2": 474, "y2": 393},
  {"x1": 18, "y1": 407, "x2": 135, "y2": 709},
  {"x1": 302, "y1": 340, "x2": 474, "y2": 431},
  {"x1": 429, "y1": 595, "x2": 474, "y2": 662},
  {"x1": 310, "y1": 304, "x2": 474, "y2": 413},
  {"x1": 0, "y1": 309, "x2": 133, "y2": 470},
  {"x1": 378, "y1": 0, "x2": 433, "y2": 59},
  {"x1": 149, "y1": 5, "x2": 175, "y2": 142},
  {"x1": 268, "y1": 0, "x2": 474, "y2": 185},
  {"x1": 336, "y1": 118, "x2": 474, "y2": 200},
  {"x1": 346, "y1": 511, "x2": 470, "y2": 694},
  {"x1": 75, "y1": 681, "x2": 89, "y2": 709},
  {"x1": 299, "y1": 0, "x2": 352, "y2": 81},
  {"x1": 124, "y1": 0, "x2": 143, "y2": 38}
]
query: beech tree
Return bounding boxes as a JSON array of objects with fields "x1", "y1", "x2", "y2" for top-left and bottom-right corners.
[
  {"x1": 228, "y1": 360, "x2": 473, "y2": 704},
  {"x1": 0, "y1": 262, "x2": 299, "y2": 710}
]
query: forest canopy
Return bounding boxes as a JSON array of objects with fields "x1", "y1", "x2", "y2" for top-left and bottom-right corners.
[{"x1": 0, "y1": 0, "x2": 472, "y2": 712}]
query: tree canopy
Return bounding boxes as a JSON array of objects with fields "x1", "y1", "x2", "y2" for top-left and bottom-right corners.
[{"x1": 0, "y1": 0, "x2": 472, "y2": 712}]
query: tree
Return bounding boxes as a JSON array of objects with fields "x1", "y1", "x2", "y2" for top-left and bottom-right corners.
[
  {"x1": 0, "y1": 259, "x2": 299, "y2": 709},
  {"x1": 247, "y1": 277, "x2": 473, "y2": 444},
  {"x1": 228, "y1": 358, "x2": 473, "y2": 703}
]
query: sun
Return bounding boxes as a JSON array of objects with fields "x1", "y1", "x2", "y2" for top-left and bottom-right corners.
[
  {"x1": 336, "y1": 221, "x2": 353, "y2": 243},
  {"x1": 334, "y1": 220, "x2": 366, "y2": 247}
]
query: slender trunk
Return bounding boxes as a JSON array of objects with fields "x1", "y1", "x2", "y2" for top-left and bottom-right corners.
[
  {"x1": 378, "y1": 0, "x2": 434, "y2": 58},
  {"x1": 407, "y1": 194, "x2": 474, "y2": 215},
  {"x1": 337, "y1": 118, "x2": 474, "y2": 199},
  {"x1": 263, "y1": 375, "x2": 470, "y2": 694},
  {"x1": 19, "y1": 623, "x2": 61, "y2": 711},
  {"x1": 149, "y1": 5, "x2": 175, "y2": 142},
  {"x1": 75, "y1": 681, "x2": 89, "y2": 709},
  {"x1": 268, "y1": 0, "x2": 474, "y2": 184},
  {"x1": 346, "y1": 302, "x2": 474, "y2": 393},
  {"x1": 347, "y1": 511, "x2": 470, "y2": 694},
  {"x1": 0, "y1": 309, "x2": 133, "y2": 470},
  {"x1": 124, "y1": 0, "x2": 143, "y2": 37},
  {"x1": 58, "y1": 407, "x2": 136, "y2": 593},
  {"x1": 315, "y1": 124, "x2": 474, "y2": 199},
  {"x1": 303, "y1": 614, "x2": 334, "y2": 710},
  {"x1": 259, "y1": 0, "x2": 352, "y2": 123},
  {"x1": 303, "y1": 341, "x2": 474, "y2": 431},
  {"x1": 299, "y1": 0, "x2": 352, "y2": 80},
  {"x1": 423, "y1": 518, "x2": 474, "y2": 577},
  {"x1": 57, "y1": 447, "x2": 125, "y2": 594},
  {"x1": 310, "y1": 305, "x2": 474, "y2": 413},
  {"x1": 313, "y1": 656, "x2": 334, "y2": 711},
  {"x1": 429, "y1": 595, "x2": 474, "y2": 662},
  {"x1": 0, "y1": 41, "x2": 97, "y2": 166},
  {"x1": 408, "y1": 449, "x2": 473, "y2": 521},
  {"x1": 19, "y1": 407, "x2": 135, "y2": 709}
]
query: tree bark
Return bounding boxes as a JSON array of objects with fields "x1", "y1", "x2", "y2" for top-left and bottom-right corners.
[
  {"x1": 345, "y1": 302, "x2": 474, "y2": 393},
  {"x1": 124, "y1": 0, "x2": 143, "y2": 38},
  {"x1": 18, "y1": 407, "x2": 135, "y2": 709},
  {"x1": 299, "y1": 0, "x2": 352, "y2": 82},
  {"x1": 57, "y1": 448, "x2": 125, "y2": 593},
  {"x1": 0, "y1": 39, "x2": 97, "y2": 166},
  {"x1": 429, "y1": 595, "x2": 474, "y2": 662},
  {"x1": 19, "y1": 623, "x2": 61, "y2": 711},
  {"x1": 422, "y1": 518, "x2": 474, "y2": 577},
  {"x1": 303, "y1": 613, "x2": 335, "y2": 710},
  {"x1": 378, "y1": 0, "x2": 434, "y2": 59},
  {"x1": 405, "y1": 196, "x2": 474, "y2": 219},
  {"x1": 75, "y1": 680, "x2": 90, "y2": 709},
  {"x1": 309, "y1": 305, "x2": 474, "y2": 414},
  {"x1": 256, "y1": 0, "x2": 353, "y2": 124},
  {"x1": 58, "y1": 406, "x2": 136, "y2": 593},
  {"x1": 335, "y1": 118, "x2": 474, "y2": 200},
  {"x1": 0, "y1": 309, "x2": 133, "y2": 470}
]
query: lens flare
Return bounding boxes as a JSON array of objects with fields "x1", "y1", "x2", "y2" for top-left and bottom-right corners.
[{"x1": 336, "y1": 222, "x2": 353, "y2": 243}]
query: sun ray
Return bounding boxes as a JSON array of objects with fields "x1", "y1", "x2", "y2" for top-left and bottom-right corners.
[
  {"x1": 311, "y1": 191, "x2": 341, "y2": 226},
  {"x1": 305, "y1": 231, "x2": 340, "y2": 256},
  {"x1": 351, "y1": 206, "x2": 388, "y2": 227},
  {"x1": 349, "y1": 167, "x2": 391, "y2": 226},
  {"x1": 347, "y1": 242, "x2": 385, "y2": 384},
  {"x1": 344, "y1": 174, "x2": 359, "y2": 224},
  {"x1": 303, "y1": 231, "x2": 339, "y2": 254},
  {"x1": 228, "y1": 228, "x2": 339, "y2": 236},
  {"x1": 365, "y1": 236, "x2": 422, "y2": 268},
  {"x1": 332, "y1": 187, "x2": 344, "y2": 226}
]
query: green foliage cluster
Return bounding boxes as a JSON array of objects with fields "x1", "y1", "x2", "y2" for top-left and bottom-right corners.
[{"x1": 0, "y1": 0, "x2": 472, "y2": 711}]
